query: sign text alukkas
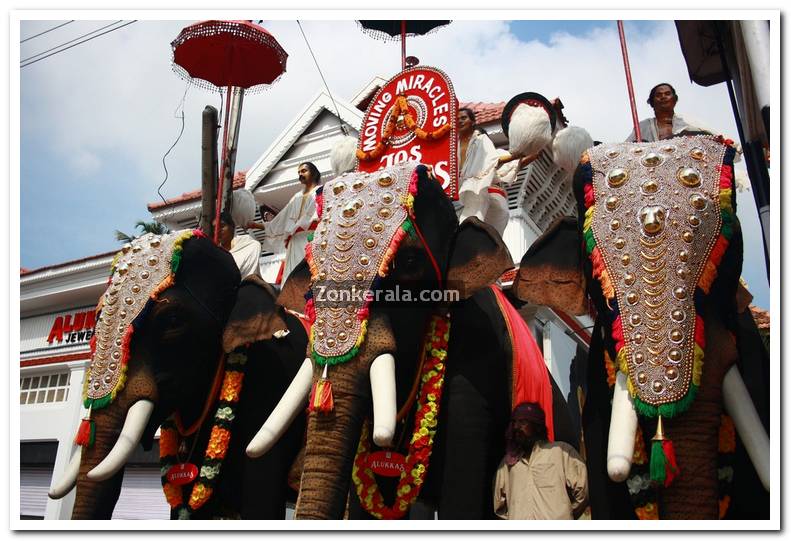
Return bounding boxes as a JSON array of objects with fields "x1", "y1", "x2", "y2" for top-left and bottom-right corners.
[
  {"x1": 47, "y1": 309, "x2": 96, "y2": 345},
  {"x1": 356, "y1": 66, "x2": 458, "y2": 199}
]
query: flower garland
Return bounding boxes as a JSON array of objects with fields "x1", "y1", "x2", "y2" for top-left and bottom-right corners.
[
  {"x1": 356, "y1": 95, "x2": 452, "y2": 162},
  {"x1": 351, "y1": 314, "x2": 449, "y2": 519},
  {"x1": 159, "y1": 348, "x2": 248, "y2": 519}
]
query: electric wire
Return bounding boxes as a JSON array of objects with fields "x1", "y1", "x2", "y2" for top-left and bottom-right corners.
[
  {"x1": 157, "y1": 83, "x2": 190, "y2": 205},
  {"x1": 20, "y1": 21, "x2": 74, "y2": 43},
  {"x1": 21, "y1": 20, "x2": 123, "y2": 64},
  {"x1": 296, "y1": 20, "x2": 350, "y2": 136},
  {"x1": 21, "y1": 20, "x2": 136, "y2": 68}
]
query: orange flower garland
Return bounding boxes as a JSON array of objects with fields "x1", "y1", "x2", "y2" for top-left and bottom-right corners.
[
  {"x1": 159, "y1": 349, "x2": 248, "y2": 519},
  {"x1": 356, "y1": 95, "x2": 452, "y2": 162},
  {"x1": 351, "y1": 314, "x2": 449, "y2": 519}
]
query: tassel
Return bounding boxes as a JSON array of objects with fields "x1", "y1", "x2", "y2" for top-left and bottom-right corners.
[
  {"x1": 309, "y1": 364, "x2": 334, "y2": 413},
  {"x1": 74, "y1": 410, "x2": 95, "y2": 447},
  {"x1": 650, "y1": 416, "x2": 679, "y2": 487}
]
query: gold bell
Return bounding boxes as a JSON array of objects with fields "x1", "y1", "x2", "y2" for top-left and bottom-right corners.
[{"x1": 652, "y1": 415, "x2": 666, "y2": 442}]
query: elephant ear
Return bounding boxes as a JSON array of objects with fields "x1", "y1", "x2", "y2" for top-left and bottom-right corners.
[
  {"x1": 276, "y1": 259, "x2": 311, "y2": 314},
  {"x1": 735, "y1": 281, "x2": 753, "y2": 314},
  {"x1": 446, "y1": 216, "x2": 514, "y2": 300},
  {"x1": 513, "y1": 216, "x2": 587, "y2": 316},
  {"x1": 223, "y1": 275, "x2": 288, "y2": 353}
]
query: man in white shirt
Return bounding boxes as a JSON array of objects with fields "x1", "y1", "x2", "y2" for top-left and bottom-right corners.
[
  {"x1": 457, "y1": 107, "x2": 531, "y2": 236},
  {"x1": 626, "y1": 83, "x2": 713, "y2": 142},
  {"x1": 493, "y1": 402, "x2": 588, "y2": 520},
  {"x1": 247, "y1": 162, "x2": 321, "y2": 285},
  {"x1": 218, "y1": 211, "x2": 262, "y2": 279}
]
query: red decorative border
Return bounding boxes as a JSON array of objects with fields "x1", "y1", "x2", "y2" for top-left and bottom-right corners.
[{"x1": 21, "y1": 351, "x2": 91, "y2": 367}]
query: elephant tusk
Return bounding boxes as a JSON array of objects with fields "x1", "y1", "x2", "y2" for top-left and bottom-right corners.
[
  {"x1": 86, "y1": 400, "x2": 155, "y2": 482},
  {"x1": 723, "y1": 365, "x2": 770, "y2": 491},
  {"x1": 48, "y1": 446, "x2": 82, "y2": 499},
  {"x1": 369, "y1": 353, "x2": 397, "y2": 447},
  {"x1": 246, "y1": 357, "x2": 313, "y2": 458},
  {"x1": 607, "y1": 371, "x2": 638, "y2": 482}
]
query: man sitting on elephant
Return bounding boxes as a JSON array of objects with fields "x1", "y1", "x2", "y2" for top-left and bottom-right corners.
[{"x1": 219, "y1": 211, "x2": 262, "y2": 279}]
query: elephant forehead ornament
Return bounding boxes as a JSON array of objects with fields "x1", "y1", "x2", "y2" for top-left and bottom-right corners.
[
  {"x1": 304, "y1": 162, "x2": 419, "y2": 412},
  {"x1": 75, "y1": 229, "x2": 204, "y2": 446},
  {"x1": 307, "y1": 161, "x2": 418, "y2": 364},
  {"x1": 581, "y1": 135, "x2": 735, "y2": 484}
]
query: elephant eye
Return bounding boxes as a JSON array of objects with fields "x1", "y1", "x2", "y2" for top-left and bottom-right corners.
[{"x1": 154, "y1": 308, "x2": 188, "y2": 339}]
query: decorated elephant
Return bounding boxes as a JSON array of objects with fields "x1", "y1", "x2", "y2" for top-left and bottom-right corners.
[
  {"x1": 245, "y1": 162, "x2": 577, "y2": 520},
  {"x1": 48, "y1": 230, "x2": 309, "y2": 519},
  {"x1": 513, "y1": 135, "x2": 769, "y2": 519}
]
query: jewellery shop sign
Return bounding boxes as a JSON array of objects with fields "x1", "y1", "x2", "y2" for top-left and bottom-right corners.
[
  {"x1": 45, "y1": 308, "x2": 96, "y2": 346},
  {"x1": 356, "y1": 66, "x2": 459, "y2": 199}
]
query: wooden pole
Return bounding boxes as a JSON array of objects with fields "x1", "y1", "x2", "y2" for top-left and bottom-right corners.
[
  {"x1": 401, "y1": 20, "x2": 406, "y2": 70},
  {"x1": 617, "y1": 21, "x2": 642, "y2": 142},
  {"x1": 213, "y1": 84, "x2": 234, "y2": 244},
  {"x1": 200, "y1": 105, "x2": 219, "y2": 238}
]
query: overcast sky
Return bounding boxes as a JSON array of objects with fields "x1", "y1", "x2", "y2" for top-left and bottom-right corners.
[{"x1": 17, "y1": 15, "x2": 770, "y2": 308}]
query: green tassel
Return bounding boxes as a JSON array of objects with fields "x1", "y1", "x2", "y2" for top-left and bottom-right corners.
[
  {"x1": 312, "y1": 345, "x2": 361, "y2": 366},
  {"x1": 650, "y1": 439, "x2": 667, "y2": 485},
  {"x1": 633, "y1": 384, "x2": 698, "y2": 419},
  {"x1": 84, "y1": 394, "x2": 113, "y2": 411},
  {"x1": 402, "y1": 218, "x2": 417, "y2": 239},
  {"x1": 307, "y1": 232, "x2": 314, "y2": 242},
  {"x1": 720, "y1": 211, "x2": 733, "y2": 240},
  {"x1": 171, "y1": 249, "x2": 183, "y2": 273},
  {"x1": 583, "y1": 227, "x2": 596, "y2": 254}
]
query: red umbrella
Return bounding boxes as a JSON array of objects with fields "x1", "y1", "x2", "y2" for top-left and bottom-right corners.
[
  {"x1": 172, "y1": 20, "x2": 287, "y2": 92},
  {"x1": 171, "y1": 20, "x2": 288, "y2": 242}
]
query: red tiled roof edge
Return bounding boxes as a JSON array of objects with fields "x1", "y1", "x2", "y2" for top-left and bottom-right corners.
[
  {"x1": 21, "y1": 250, "x2": 118, "y2": 276},
  {"x1": 147, "y1": 171, "x2": 248, "y2": 211},
  {"x1": 749, "y1": 305, "x2": 770, "y2": 331},
  {"x1": 459, "y1": 101, "x2": 506, "y2": 125}
]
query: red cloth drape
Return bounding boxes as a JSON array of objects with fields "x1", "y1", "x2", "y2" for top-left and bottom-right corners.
[{"x1": 490, "y1": 285, "x2": 555, "y2": 441}]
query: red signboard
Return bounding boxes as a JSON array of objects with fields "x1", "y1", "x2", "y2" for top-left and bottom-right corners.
[
  {"x1": 365, "y1": 450, "x2": 407, "y2": 477},
  {"x1": 166, "y1": 463, "x2": 198, "y2": 485},
  {"x1": 46, "y1": 309, "x2": 96, "y2": 345},
  {"x1": 356, "y1": 66, "x2": 458, "y2": 199}
]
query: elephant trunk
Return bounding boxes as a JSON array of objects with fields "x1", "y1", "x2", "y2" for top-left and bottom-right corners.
[
  {"x1": 295, "y1": 376, "x2": 369, "y2": 519},
  {"x1": 660, "y1": 312, "x2": 737, "y2": 520},
  {"x1": 71, "y1": 363, "x2": 158, "y2": 519},
  {"x1": 295, "y1": 314, "x2": 397, "y2": 520}
]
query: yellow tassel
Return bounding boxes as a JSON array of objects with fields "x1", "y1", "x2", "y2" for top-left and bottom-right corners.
[
  {"x1": 692, "y1": 344, "x2": 704, "y2": 386},
  {"x1": 719, "y1": 189, "x2": 733, "y2": 213},
  {"x1": 309, "y1": 364, "x2": 334, "y2": 413},
  {"x1": 615, "y1": 347, "x2": 629, "y2": 374},
  {"x1": 583, "y1": 206, "x2": 595, "y2": 232}
]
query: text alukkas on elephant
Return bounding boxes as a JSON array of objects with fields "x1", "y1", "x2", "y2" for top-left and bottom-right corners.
[
  {"x1": 245, "y1": 162, "x2": 577, "y2": 520},
  {"x1": 49, "y1": 231, "x2": 308, "y2": 519},
  {"x1": 514, "y1": 135, "x2": 769, "y2": 520}
]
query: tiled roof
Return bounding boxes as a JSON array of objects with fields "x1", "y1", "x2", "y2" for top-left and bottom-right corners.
[
  {"x1": 460, "y1": 101, "x2": 506, "y2": 125},
  {"x1": 750, "y1": 305, "x2": 770, "y2": 331},
  {"x1": 147, "y1": 171, "x2": 247, "y2": 211}
]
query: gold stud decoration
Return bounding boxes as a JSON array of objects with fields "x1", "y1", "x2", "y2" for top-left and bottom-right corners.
[{"x1": 587, "y1": 136, "x2": 728, "y2": 406}]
